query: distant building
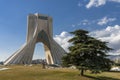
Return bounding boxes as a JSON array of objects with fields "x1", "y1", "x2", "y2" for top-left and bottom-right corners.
[{"x1": 32, "y1": 59, "x2": 46, "y2": 64}]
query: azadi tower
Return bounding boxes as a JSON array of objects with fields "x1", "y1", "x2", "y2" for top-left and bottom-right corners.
[{"x1": 4, "y1": 13, "x2": 66, "y2": 65}]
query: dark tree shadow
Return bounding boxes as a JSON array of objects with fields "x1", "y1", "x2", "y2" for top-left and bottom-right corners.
[{"x1": 84, "y1": 75, "x2": 120, "y2": 80}]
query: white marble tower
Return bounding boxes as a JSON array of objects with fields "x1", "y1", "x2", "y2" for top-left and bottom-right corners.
[{"x1": 4, "y1": 13, "x2": 66, "y2": 65}]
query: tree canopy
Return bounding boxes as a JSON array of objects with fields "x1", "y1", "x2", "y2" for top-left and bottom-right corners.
[{"x1": 62, "y1": 29, "x2": 113, "y2": 76}]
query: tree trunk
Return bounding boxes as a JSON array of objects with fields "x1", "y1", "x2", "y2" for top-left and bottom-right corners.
[{"x1": 80, "y1": 68, "x2": 84, "y2": 76}]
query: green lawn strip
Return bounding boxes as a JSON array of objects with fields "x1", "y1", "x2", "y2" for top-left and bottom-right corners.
[{"x1": 0, "y1": 65, "x2": 120, "y2": 80}]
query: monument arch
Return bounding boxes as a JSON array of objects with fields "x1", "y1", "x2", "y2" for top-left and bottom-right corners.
[{"x1": 4, "y1": 13, "x2": 66, "y2": 65}]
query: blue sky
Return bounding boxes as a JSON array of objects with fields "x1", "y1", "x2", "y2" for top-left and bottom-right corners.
[{"x1": 0, "y1": 0, "x2": 120, "y2": 61}]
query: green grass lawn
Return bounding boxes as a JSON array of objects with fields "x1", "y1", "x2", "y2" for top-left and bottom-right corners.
[{"x1": 0, "y1": 65, "x2": 120, "y2": 80}]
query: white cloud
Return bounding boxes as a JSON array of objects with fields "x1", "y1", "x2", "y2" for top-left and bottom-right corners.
[
  {"x1": 69, "y1": 19, "x2": 91, "y2": 28},
  {"x1": 81, "y1": 20, "x2": 90, "y2": 25},
  {"x1": 86, "y1": 0, "x2": 106, "y2": 8},
  {"x1": 86, "y1": 0, "x2": 120, "y2": 8},
  {"x1": 54, "y1": 31, "x2": 73, "y2": 52},
  {"x1": 90, "y1": 25, "x2": 120, "y2": 55},
  {"x1": 54, "y1": 25, "x2": 120, "y2": 55},
  {"x1": 97, "y1": 17, "x2": 116, "y2": 25},
  {"x1": 77, "y1": 19, "x2": 91, "y2": 26}
]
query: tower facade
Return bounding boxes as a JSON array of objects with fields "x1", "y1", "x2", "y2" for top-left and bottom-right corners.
[{"x1": 4, "y1": 13, "x2": 66, "y2": 65}]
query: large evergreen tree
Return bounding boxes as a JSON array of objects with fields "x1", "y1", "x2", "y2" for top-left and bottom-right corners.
[{"x1": 62, "y1": 29, "x2": 113, "y2": 76}]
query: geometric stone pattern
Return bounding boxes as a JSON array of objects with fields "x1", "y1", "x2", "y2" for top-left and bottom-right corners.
[{"x1": 4, "y1": 13, "x2": 66, "y2": 65}]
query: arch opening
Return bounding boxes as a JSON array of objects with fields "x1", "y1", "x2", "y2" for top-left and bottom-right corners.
[{"x1": 32, "y1": 42, "x2": 45, "y2": 60}]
